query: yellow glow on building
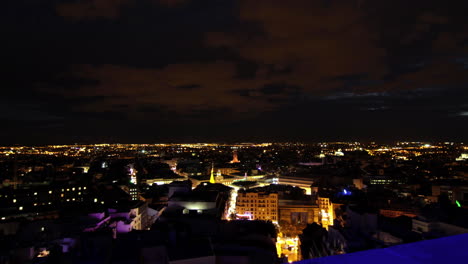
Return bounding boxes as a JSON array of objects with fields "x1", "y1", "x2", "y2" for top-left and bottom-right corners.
[
  {"x1": 236, "y1": 191, "x2": 278, "y2": 222},
  {"x1": 318, "y1": 197, "x2": 334, "y2": 230}
]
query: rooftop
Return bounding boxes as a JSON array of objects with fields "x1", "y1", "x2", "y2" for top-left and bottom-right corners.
[{"x1": 294, "y1": 233, "x2": 468, "y2": 264}]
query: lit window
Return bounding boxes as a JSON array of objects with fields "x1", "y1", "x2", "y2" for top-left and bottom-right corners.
[
  {"x1": 72, "y1": 188, "x2": 75, "y2": 191},
  {"x1": 83, "y1": 187, "x2": 87, "y2": 190},
  {"x1": 66, "y1": 189, "x2": 70, "y2": 191},
  {"x1": 61, "y1": 194, "x2": 64, "y2": 198}
]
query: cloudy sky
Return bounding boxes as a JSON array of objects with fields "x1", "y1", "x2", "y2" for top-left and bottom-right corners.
[{"x1": 2, "y1": 0, "x2": 468, "y2": 144}]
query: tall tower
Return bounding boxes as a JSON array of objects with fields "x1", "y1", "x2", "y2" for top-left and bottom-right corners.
[
  {"x1": 209, "y1": 163, "x2": 215, "y2": 184},
  {"x1": 230, "y1": 151, "x2": 240, "y2": 163}
]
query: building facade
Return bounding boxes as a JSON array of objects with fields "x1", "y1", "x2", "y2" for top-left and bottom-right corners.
[
  {"x1": 236, "y1": 191, "x2": 278, "y2": 222},
  {"x1": 317, "y1": 196, "x2": 334, "y2": 230}
]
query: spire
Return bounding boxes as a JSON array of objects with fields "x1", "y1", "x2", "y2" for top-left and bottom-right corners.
[
  {"x1": 209, "y1": 163, "x2": 215, "y2": 184},
  {"x1": 230, "y1": 150, "x2": 240, "y2": 163}
]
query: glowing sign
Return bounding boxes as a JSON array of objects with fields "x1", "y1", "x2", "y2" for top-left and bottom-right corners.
[
  {"x1": 236, "y1": 213, "x2": 253, "y2": 220},
  {"x1": 456, "y1": 200, "x2": 461, "y2": 207}
]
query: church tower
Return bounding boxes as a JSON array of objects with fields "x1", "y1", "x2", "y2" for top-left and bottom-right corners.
[
  {"x1": 230, "y1": 151, "x2": 240, "y2": 163},
  {"x1": 209, "y1": 163, "x2": 215, "y2": 184}
]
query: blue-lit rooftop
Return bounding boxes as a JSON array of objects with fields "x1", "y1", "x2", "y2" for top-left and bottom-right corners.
[{"x1": 295, "y1": 234, "x2": 468, "y2": 264}]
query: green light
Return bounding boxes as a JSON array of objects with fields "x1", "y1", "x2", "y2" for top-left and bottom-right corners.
[{"x1": 456, "y1": 200, "x2": 461, "y2": 207}]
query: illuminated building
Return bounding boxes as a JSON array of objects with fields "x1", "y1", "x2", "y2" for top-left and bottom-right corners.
[
  {"x1": 109, "y1": 202, "x2": 150, "y2": 232},
  {"x1": 129, "y1": 165, "x2": 137, "y2": 185},
  {"x1": 279, "y1": 199, "x2": 319, "y2": 225},
  {"x1": 278, "y1": 176, "x2": 313, "y2": 195},
  {"x1": 129, "y1": 186, "x2": 139, "y2": 201},
  {"x1": 317, "y1": 196, "x2": 334, "y2": 230},
  {"x1": 334, "y1": 149, "x2": 344, "y2": 157},
  {"x1": 230, "y1": 151, "x2": 240, "y2": 163},
  {"x1": 168, "y1": 191, "x2": 222, "y2": 216},
  {"x1": 379, "y1": 209, "x2": 418, "y2": 218},
  {"x1": 353, "y1": 178, "x2": 364, "y2": 190},
  {"x1": 215, "y1": 170, "x2": 224, "y2": 183},
  {"x1": 210, "y1": 163, "x2": 215, "y2": 184},
  {"x1": 367, "y1": 175, "x2": 404, "y2": 186},
  {"x1": 236, "y1": 190, "x2": 278, "y2": 222},
  {"x1": 0, "y1": 185, "x2": 89, "y2": 213},
  {"x1": 456, "y1": 153, "x2": 468, "y2": 161}
]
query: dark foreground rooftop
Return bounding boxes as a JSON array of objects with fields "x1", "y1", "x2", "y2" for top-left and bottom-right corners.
[{"x1": 295, "y1": 233, "x2": 468, "y2": 264}]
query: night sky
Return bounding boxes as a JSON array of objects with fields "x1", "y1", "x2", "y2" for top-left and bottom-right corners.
[{"x1": 2, "y1": 0, "x2": 468, "y2": 144}]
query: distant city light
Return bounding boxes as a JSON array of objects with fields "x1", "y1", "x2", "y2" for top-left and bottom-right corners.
[{"x1": 37, "y1": 250, "x2": 50, "y2": 258}]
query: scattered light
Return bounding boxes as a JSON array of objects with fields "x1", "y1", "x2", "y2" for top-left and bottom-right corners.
[{"x1": 37, "y1": 250, "x2": 50, "y2": 258}]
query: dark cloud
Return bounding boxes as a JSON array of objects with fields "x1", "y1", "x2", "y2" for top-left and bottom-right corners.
[
  {"x1": 176, "y1": 84, "x2": 202, "y2": 90},
  {"x1": 1, "y1": 0, "x2": 468, "y2": 144}
]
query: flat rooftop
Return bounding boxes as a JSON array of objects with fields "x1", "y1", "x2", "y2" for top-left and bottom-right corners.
[{"x1": 294, "y1": 233, "x2": 468, "y2": 264}]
